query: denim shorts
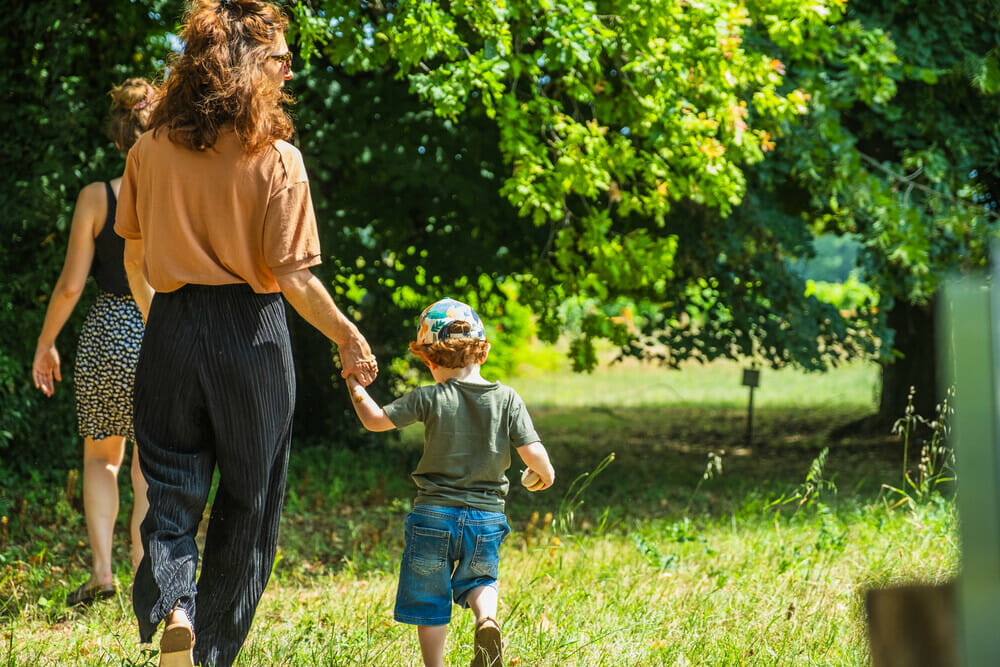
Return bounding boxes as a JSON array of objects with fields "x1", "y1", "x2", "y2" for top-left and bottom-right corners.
[{"x1": 394, "y1": 505, "x2": 510, "y2": 626}]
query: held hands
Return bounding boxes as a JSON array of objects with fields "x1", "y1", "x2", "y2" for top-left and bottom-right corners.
[
  {"x1": 32, "y1": 344, "x2": 62, "y2": 397},
  {"x1": 338, "y1": 331, "x2": 378, "y2": 387}
]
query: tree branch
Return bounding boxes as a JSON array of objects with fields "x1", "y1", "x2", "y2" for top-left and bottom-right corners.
[{"x1": 858, "y1": 152, "x2": 1000, "y2": 220}]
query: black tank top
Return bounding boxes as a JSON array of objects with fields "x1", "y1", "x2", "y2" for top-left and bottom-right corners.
[{"x1": 90, "y1": 182, "x2": 131, "y2": 295}]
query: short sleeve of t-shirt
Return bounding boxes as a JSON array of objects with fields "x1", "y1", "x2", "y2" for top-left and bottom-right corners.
[
  {"x1": 264, "y1": 143, "x2": 321, "y2": 275},
  {"x1": 383, "y1": 388, "x2": 430, "y2": 429},
  {"x1": 114, "y1": 148, "x2": 141, "y2": 240},
  {"x1": 506, "y1": 392, "x2": 540, "y2": 447}
]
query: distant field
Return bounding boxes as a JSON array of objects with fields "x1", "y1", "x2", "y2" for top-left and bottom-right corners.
[{"x1": 511, "y1": 357, "x2": 880, "y2": 410}]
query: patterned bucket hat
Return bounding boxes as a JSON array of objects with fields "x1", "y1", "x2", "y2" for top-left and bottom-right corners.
[{"x1": 416, "y1": 298, "x2": 486, "y2": 344}]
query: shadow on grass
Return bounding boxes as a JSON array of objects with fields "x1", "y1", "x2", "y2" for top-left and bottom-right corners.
[
  {"x1": 502, "y1": 404, "x2": 904, "y2": 523},
  {"x1": 0, "y1": 403, "x2": 909, "y2": 606},
  {"x1": 271, "y1": 403, "x2": 909, "y2": 575}
]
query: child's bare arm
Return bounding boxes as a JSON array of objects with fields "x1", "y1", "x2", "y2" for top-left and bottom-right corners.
[
  {"x1": 346, "y1": 376, "x2": 396, "y2": 432},
  {"x1": 516, "y1": 441, "x2": 555, "y2": 490}
]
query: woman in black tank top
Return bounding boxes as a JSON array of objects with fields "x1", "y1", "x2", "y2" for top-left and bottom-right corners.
[{"x1": 31, "y1": 77, "x2": 157, "y2": 608}]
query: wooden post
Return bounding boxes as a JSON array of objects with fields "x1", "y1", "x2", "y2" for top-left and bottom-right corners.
[{"x1": 866, "y1": 582, "x2": 958, "y2": 667}]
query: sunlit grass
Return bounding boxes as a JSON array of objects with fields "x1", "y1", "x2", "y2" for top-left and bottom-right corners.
[
  {"x1": 513, "y1": 357, "x2": 880, "y2": 410},
  {"x1": 2, "y1": 359, "x2": 956, "y2": 666},
  {"x1": 5, "y1": 497, "x2": 956, "y2": 666}
]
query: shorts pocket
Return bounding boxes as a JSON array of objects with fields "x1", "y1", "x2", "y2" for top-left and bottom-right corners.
[
  {"x1": 409, "y1": 526, "x2": 450, "y2": 575},
  {"x1": 470, "y1": 528, "x2": 506, "y2": 578}
]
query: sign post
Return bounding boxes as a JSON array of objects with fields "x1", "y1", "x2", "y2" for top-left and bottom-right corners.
[{"x1": 742, "y1": 366, "x2": 760, "y2": 448}]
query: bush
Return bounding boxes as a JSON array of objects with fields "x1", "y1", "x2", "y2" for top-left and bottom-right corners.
[{"x1": 0, "y1": 2, "x2": 180, "y2": 480}]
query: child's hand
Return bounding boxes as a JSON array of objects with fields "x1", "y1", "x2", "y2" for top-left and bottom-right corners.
[
  {"x1": 516, "y1": 441, "x2": 555, "y2": 491},
  {"x1": 520, "y1": 467, "x2": 551, "y2": 492}
]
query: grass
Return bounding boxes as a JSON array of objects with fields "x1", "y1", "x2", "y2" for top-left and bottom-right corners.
[
  {"x1": 514, "y1": 357, "x2": 880, "y2": 410},
  {"x1": 0, "y1": 359, "x2": 958, "y2": 666}
]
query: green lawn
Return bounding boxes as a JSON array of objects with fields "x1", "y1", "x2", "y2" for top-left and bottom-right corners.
[
  {"x1": 514, "y1": 357, "x2": 880, "y2": 410},
  {"x1": 1, "y1": 360, "x2": 957, "y2": 666}
]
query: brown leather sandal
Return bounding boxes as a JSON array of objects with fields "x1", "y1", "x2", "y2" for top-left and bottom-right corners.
[
  {"x1": 471, "y1": 617, "x2": 503, "y2": 667},
  {"x1": 159, "y1": 607, "x2": 195, "y2": 667}
]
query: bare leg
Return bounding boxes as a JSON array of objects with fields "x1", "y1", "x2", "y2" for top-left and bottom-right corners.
[
  {"x1": 466, "y1": 585, "x2": 498, "y2": 624},
  {"x1": 129, "y1": 443, "x2": 149, "y2": 575},
  {"x1": 417, "y1": 625, "x2": 449, "y2": 667},
  {"x1": 467, "y1": 586, "x2": 502, "y2": 667},
  {"x1": 82, "y1": 435, "x2": 126, "y2": 585}
]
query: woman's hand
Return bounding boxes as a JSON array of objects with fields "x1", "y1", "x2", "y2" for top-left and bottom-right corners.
[{"x1": 32, "y1": 343, "x2": 61, "y2": 396}]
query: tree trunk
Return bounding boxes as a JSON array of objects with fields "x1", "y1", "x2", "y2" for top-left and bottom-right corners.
[{"x1": 878, "y1": 297, "x2": 939, "y2": 429}]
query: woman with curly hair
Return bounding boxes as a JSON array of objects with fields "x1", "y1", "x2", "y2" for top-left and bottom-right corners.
[
  {"x1": 33, "y1": 77, "x2": 156, "y2": 608},
  {"x1": 115, "y1": 2, "x2": 377, "y2": 665}
]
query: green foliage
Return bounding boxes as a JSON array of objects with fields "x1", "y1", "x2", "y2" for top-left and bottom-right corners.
[
  {"x1": 781, "y1": 2, "x2": 1000, "y2": 309},
  {"x1": 0, "y1": 1, "x2": 182, "y2": 474},
  {"x1": 289, "y1": 60, "x2": 549, "y2": 436},
  {"x1": 292, "y1": 0, "x2": 903, "y2": 375},
  {"x1": 291, "y1": 0, "x2": 1000, "y2": 419},
  {"x1": 5, "y1": 0, "x2": 997, "y2": 475},
  {"x1": 805, "y1": 275, "x2": 879, "y2": 311}
]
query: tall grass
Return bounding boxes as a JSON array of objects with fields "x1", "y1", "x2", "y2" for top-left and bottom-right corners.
[{"x1": 1, "y1": 360, "x2": 957, "y2": 666}]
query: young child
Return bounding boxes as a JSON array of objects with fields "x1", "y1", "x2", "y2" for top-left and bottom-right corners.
[{"x1": 346, "y1": 297, "x2": 555, "y2": 667}]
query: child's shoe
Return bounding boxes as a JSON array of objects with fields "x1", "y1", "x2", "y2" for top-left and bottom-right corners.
[
  {"x1": 471, "y1": 617, "x2": 503, "y2": 667},
  {"x1": 159, "y1": 606, "x2": 195, "y2": 667}
]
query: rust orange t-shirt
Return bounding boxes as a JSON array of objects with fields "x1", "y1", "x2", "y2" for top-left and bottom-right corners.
[{"x1": 115, "y1": 128, "x2": 321, "y2": 294}]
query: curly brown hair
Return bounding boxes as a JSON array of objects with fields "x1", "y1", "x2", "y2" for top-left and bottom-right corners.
[
  {"x1": 149, "y1": 0, "x2": 292, "y2": 154},
  {"x1": 409, "y1": 339, "x2": 491, "y2": 369},
  {"x1": 107, "y1": 78, "x2": 156, "y2": 153}
]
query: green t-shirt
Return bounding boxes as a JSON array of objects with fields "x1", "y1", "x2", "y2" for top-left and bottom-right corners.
[{"x1": 383, "y1": 379, "x2": 540, "y2": 512}]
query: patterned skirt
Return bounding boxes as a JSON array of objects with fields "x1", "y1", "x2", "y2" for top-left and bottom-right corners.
[{"x1": 74, "y1": 291, "x2": 144, "y2": 441}]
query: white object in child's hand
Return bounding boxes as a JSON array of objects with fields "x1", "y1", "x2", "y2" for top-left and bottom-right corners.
[{"x1": 521, "y1": 468, "x2": 544, "y2": 491}]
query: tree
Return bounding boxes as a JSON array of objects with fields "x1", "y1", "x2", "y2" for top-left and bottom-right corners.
[
  {"x1": 4, "y1": 0, "x2": 994, "y2": 478},
  {"x1": 287, "y1": 63, "x2": 548, "y2": 440},
  {"x1": 775, "y1": 1, "x2": 1000, "y2": 425},
  {"x1": 0, "y1": 0, "x2": 544, "y2": 465},
  {"x1": 290, "y1": 1, "x2": 882, "y2": 365},
  {"x1": 293, "y1": 0, "x2": 1000, "y2": 429}
]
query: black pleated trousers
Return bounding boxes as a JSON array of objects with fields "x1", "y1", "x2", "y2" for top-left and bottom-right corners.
[{"x1": 132, "y1": 284, "x2": 295, "y2": 667}]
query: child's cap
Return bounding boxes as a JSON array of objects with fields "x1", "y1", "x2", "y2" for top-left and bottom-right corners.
[{"x1": 416, "y1": 298, "x2": 486, "y2": 344}]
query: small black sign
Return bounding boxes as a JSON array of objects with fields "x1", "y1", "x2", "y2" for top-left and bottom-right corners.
[{"x1": 742, "y1": 369, "x2": 760, "y2": 388}]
